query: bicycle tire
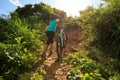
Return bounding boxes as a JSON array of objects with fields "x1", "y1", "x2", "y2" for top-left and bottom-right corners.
[
  {"x1": 56, "y1": 36, "x2": 62, "y2": 62},
  {"x1": 63, "y1": 33, "x2": 67, "y2": 48}
]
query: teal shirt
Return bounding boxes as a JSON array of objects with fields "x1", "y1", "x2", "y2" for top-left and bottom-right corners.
[{"x1": 47, "y1": 18, "x2": 57, "y2": 32}]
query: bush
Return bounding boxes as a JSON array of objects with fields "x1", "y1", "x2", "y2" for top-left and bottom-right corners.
[
  {"x1": 0, "y1": 16, "x2": 44, "y2": 79},
  {"x1": 65, "y1": 50, "x2": 105, "y2": 80}
]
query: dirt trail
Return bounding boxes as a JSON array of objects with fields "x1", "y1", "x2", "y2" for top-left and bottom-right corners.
[
  {"x1": 43, "y1": 50, "x2": 71, "y2": 80},
  {"x1": 42, "y1": 28, "x2": 83, "y2": 80},
  {"x1": 31, "y1": 28, "x2": 83, "y2": 80}
]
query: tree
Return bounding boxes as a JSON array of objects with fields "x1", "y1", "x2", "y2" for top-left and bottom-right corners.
[
  {"x1": 15, "y1": 2, "x2": 54, "y2": 24},
  {"x1": 15, "y1": 4, "x2": 33, "y2": 18}
]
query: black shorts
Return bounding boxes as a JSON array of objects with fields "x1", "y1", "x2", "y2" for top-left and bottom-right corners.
[{"x1": 46, "y1": 31, "x2": 55, "y2": 45}]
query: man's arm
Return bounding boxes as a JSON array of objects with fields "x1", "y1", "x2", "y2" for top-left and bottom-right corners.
[{"x1": 56, "y1": 18, "x2": 59, "y2": 26}]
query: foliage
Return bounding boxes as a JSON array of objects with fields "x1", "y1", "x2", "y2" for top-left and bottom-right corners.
[
  {"x1": 68, "y1": 0, "x2": 120, "y2": 79},
  {"x1": 65, "y1": 50, "x2": 119, "y2": 80},
  {"x1": 31, "y1": 73, "x2": 45, "y2": 80},
  {"x1": 0, "y1": 14, "x2": 44, "y2": 79},
  {"x1": 79, "y1": 0, "x2": 120, "y2": 58},
  {"x1": 65, "y1": 50, "x2": 102, "y2": 80},
  {"x1": 15, "y1": 2, "x2": 54, "y2": 24},
  {"x1": 0, "y1": 2, "x2": 68, "y2": 79},
  {"x1": 1, "y1": 0, "x2": 120, "y2": 80},
  {"x1": 30, "y1": 67, "x2": 46, "y2": 80},
  {"x1": 18, "y1": 68, "x2": 46, "y2": 80}
]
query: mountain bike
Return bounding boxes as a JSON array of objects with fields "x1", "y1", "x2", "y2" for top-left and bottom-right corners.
[{"x1": 56, "y1": 28, "x2": 67, "y2": 62}]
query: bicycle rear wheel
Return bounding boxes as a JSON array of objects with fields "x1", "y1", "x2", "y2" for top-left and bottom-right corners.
[{"x1": 56, "y1": 36, "x2": 62, "y2": 62}]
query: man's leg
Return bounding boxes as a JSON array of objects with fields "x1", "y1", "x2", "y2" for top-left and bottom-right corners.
[
  {"x1": 48, "y1": 32, "x2": 54, "y2": 57},
  {"x1": 41, "y1": 44, "x2": 49, "y2": 58},
  {"x1": 43, "y1": 44, "x2": 49, "y2": 54},
  {"x1": 48, "y1": 42, "x2": 53, "y2": 57}
]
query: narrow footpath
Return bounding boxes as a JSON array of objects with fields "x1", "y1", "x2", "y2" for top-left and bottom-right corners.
[{"x1": 30, "y1": 27, "x2": 83, "y2": 80}]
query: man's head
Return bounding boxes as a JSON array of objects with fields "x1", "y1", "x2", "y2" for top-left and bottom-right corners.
[
  {"x1": 50, "y1": 14, "x2": 59, "y2": 20},
  {"x1": 53, "y1": 14, "x2": 59, "y2": 19}
]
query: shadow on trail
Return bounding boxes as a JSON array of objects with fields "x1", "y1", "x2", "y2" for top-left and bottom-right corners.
[
  {"x1": 44, "y1": 60, "x2": 61, "y2": 80},
  {"x1": 32, "y1": 58, "x2": 45, "y2": 72}
]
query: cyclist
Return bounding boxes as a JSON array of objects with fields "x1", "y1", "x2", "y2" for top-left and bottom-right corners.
[{"x1": 41, "y1": 14, "x2": 59, "y2": 59}]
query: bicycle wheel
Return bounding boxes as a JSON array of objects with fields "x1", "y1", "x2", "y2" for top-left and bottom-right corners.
[
  {"x1": 63, "y1": 33, "x2": 67, "y2": 48},
  {"x1": 56, "y1": 36, "x2": 62, "y2": 62}
]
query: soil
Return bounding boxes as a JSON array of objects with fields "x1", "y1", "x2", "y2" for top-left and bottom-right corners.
[{"x1": 31, "y1": 27, "x2": 83, "y2": 80}]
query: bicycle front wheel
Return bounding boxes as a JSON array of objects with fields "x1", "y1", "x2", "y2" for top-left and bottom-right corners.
[{"x1": 63, "y1": 33, "x2": 67, "y2": 47}]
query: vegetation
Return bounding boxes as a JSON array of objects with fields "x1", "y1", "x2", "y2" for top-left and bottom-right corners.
[
  {"x1": 0, "y1": 2, "x2": 68, "y2": 80},
  {"x1": 65, "y1": 0, "x2": 120, "y2": 80},
  {"x1": 0, "y1": 0, "x2": 120, "y2": 79},
  {"x1": 0, "y1": 14, "x2": 43, "y2": 80}
]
